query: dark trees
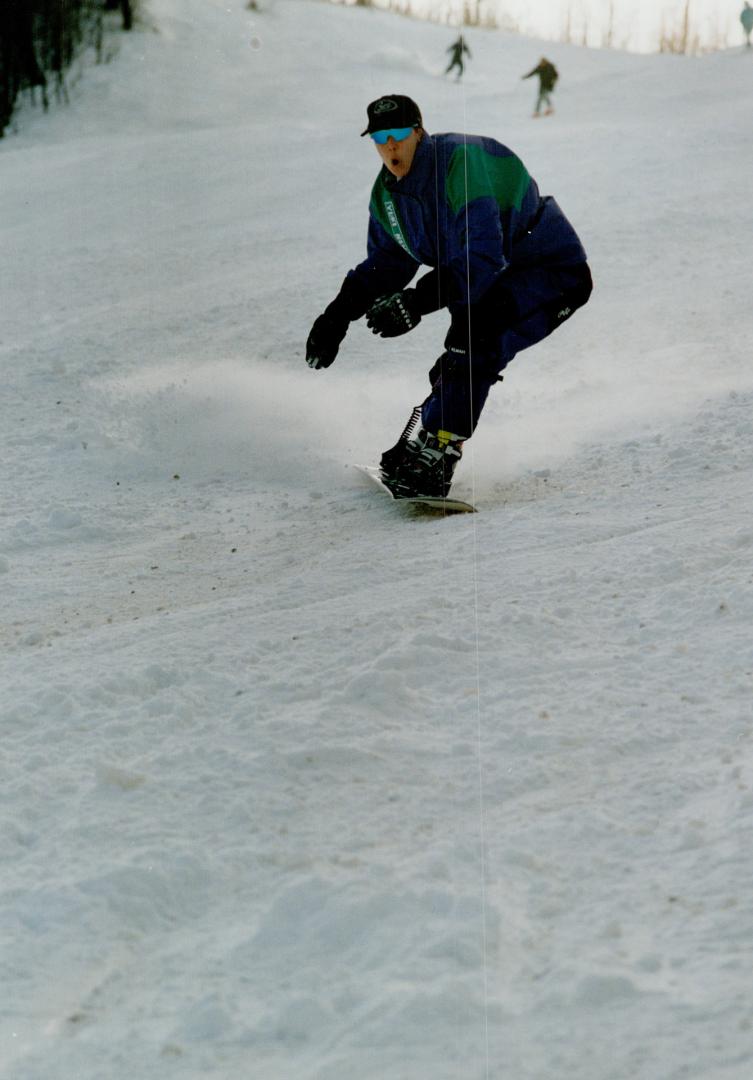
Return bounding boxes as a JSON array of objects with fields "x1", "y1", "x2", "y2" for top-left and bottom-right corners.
[{"x1": 0, "y1": 1, "x2": 136, "y2": 137}]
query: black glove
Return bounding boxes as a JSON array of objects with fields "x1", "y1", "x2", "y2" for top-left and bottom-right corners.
[
  {"x1": 428, "y1": 346, "x2": 506, "y2": 389},
  {"x1": 306, "y1": 311, "x2": 348, "y2": 369},
  {"x1": 443, "y1": 283, "x2": 518, "y2": 355},
  {"x1": 306, "y1": 276, "x2": 370, "y2": 370},
  {"x1": 428, "y1": 350, "x2": 455, "y2": 388},
  {"x1": 443, "y1": 314, "x2": 472, "y2": 356},
  {"x1": 365, "y1": 290, "x2": 423, "y2": 338}
]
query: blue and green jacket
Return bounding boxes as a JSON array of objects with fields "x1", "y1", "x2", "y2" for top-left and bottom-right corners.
[{"x1": 346, "y1": 132, "x2": 587, "y2": 319}]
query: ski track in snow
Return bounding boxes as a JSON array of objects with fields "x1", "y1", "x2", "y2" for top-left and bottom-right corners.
[{"x1": 1, "y1": 2, "x2": 753, "y2": 1078}]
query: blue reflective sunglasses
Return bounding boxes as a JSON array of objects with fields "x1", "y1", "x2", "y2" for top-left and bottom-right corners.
[{"x1": 370, "y1": 126, "x2": 415, "y2": 145}]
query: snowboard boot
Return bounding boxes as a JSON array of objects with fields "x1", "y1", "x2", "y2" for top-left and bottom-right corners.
[{"x1": 380, "y1": 426, "x2": 464, "y2": 499}]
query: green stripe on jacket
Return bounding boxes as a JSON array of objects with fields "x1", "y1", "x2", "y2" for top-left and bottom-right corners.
[
  {"x1": 445, "y1": 144, "x2": 530, "y2": 216},
  {"x1": 369, "y1": 176, "x2": 417, "y2": 260}
]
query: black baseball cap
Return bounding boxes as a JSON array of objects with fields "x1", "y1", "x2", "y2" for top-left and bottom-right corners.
[{"x1": 360, "y1": 94, "x2": 422, "y2": 137}]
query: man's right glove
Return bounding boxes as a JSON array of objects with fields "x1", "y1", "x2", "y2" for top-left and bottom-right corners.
[
  {"x1": 306, "y1": 311, "x2": 349, "y2": 369},
  {"x1": 306, "y1": 276, "x2": 369, "y2": 369}
]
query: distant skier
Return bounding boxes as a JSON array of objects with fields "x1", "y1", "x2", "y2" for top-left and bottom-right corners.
[
  {"x1": 104, "y1": 0, "x2": 133, "y2": 31},
  {"x1": 445, "y1": 35, "x2": 471, "y2": 80},
  {"x1": 742, "y1": 3, "x2": 753, "y2": 47},
  {"x1": 523, "y1": 57, "x2": 558, "y2": 118},
  {"x1": 305, "y1": 94, "x2": 593, "y2": 500}
]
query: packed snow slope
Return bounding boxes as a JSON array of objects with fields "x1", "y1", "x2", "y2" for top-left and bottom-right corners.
[{"x1": 2, "y1": 2, "x2": 753, "y2": 1078}]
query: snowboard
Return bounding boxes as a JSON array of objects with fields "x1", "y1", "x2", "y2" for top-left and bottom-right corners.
[{"x1": 355, "y1": 464, "x2": 476, "y2": 514}]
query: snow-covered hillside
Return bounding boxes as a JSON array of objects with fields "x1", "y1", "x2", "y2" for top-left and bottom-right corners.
[{"x1": 2, "y1": 2, "x2": 752, "y2": 1077}]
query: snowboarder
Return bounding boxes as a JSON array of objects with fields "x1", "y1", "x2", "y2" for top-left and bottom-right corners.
[
  {"x1": 742, "y1": 3, "x2": 753, "y2": 47},
  {"x1": 523, "y1": 57, "x2": 558, "y2": 117},
  {"x1": 445, "y1": 35, "x2": 471, "y2": 80},
  {"x1": 305, "y1": 94, "x2": 593, "y2": 500}
]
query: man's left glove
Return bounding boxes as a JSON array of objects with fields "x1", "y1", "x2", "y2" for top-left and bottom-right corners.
[
  {"x1": 443, "y1": 283, "x2": 518, "y2": 356},
  {"x1": 365, "y1": 290, "x2": 423, "y2": 338}
]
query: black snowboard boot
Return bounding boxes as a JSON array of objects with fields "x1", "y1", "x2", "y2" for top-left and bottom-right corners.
[{"x1": 380, "y1": 426, "x2": 464, "y2": 499}]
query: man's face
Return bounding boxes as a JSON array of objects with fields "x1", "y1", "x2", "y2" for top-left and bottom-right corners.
[{"x1": 374, "y1": 128, "x2": 422, "y2": 180}]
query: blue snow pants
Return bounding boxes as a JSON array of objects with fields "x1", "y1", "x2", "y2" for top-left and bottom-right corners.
[
  {"x1": 421, "y1": 221, "x2": 592, "y2": 440},
  {"x1": 535, "y1": 89, "x2": 554, "y2": 114}
]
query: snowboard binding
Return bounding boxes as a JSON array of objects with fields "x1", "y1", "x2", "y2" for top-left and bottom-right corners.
[{"x1": 379, "y1": 407, "x2": 464, "y2": 500}]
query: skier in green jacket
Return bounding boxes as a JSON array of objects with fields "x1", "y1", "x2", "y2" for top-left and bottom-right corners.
[
  {"x1": 523, "y1": 57, "x2": 558, "y2": 118},
  {"x1": 446, "y1": 35, "x2": 471, "y2": 81},
  {"x1": 742, "y1": 3, "x2": 753, "y2": 47}
]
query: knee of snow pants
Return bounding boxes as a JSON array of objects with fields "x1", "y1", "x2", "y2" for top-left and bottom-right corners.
[
  {"x1": 497, "y1": 261, "x2": 593, "y2": 357},
  {"x1": 421, "y1": 349, "x2": 506, "y2": 439},
  {"x1": 535, "y1": 90, "x2": 551, "y2": 113}
]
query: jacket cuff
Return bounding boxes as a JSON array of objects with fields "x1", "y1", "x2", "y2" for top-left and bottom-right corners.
[
  {"x1": 413, "y1": 268, "x2": 451, "y2": 315},
  {"x1": 327, "y1": 274, "x2": 372, "y2": 324}
]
